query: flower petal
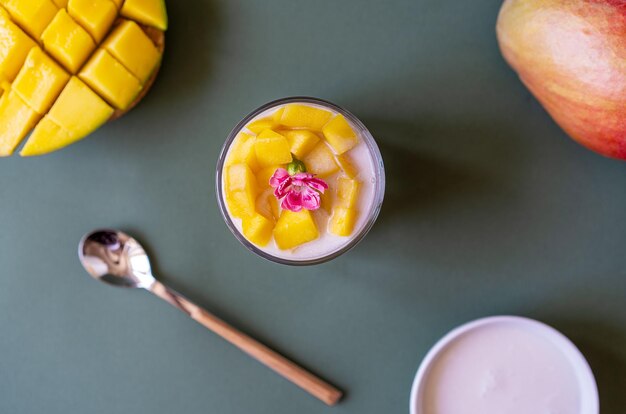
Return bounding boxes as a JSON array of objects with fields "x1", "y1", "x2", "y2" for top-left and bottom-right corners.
[
  {"x1": 270, "y1": 168, "x2": 290, "y2": 188},
  {"x1": 301, "y1": 187, "x2": 321, "y2": 210},
  {"x1": 307, "y1": 177, "x2": 328, "y2": 193},
  {"x1": 282, "y1": 191, "x2": 303, "y2": 212}
]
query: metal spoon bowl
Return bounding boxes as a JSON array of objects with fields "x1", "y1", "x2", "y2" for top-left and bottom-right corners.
[{"x1": 78, "y1": 229, "x2": 342, "y2": 406}]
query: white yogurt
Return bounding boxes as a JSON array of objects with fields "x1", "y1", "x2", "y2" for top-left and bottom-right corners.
[
  {"x1": 222, "y1": 102, "x2": 381, "y2": 262},
  {"x1": 411, "y1": 316, "x2": 598, "y2": 414}
]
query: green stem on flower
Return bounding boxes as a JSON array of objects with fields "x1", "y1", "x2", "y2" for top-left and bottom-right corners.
[{"x1": 287, "y1": 155, "x2": 307, "y2": 175}]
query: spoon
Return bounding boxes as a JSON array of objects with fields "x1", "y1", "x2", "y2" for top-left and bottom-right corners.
[{"x1": 78, "y1": 229, "x2": 343, "y2": 406}]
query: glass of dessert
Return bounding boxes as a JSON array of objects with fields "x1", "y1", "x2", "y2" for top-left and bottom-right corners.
[{"x1": 216, "y1": 97, "x2": 385, "y2": 265}]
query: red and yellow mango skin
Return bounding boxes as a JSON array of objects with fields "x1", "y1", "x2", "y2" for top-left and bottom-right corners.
[{"x1": 497, "y1": 0, "x2": 626, "y2": 160}]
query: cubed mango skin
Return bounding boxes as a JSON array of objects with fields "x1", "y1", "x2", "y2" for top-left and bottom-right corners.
[
  {"x1": 79, "y1": 48, "x2": 142, "y2": 110},
  {"x1": 121, "y1": 0, "x2": 168, "y2": 30},
  {"x1": 336, "y1": 176, "x2": 360, "y2": 208},
  {"x1": 329, "y1": 207, "x2": 357, "y2": 237},
  {"x1": 1, "y1": 0, "x2": 58, "y2": 39},
  {"x1": 273, "y1": 210, "x2": 319, "y2": 250},
  {"x1": 254, "y1": 129, "x2": 292, "y2": 167},
  {"x1": 226, "y1": 132, "x2": 259, "y2": 171},
  {"x1": 0, "y1": 14, "x2": 37, "y2": 82},
  {"x1": 284, "y1": 129, "x2": 320, "y2": 158},
  {"x1": 41, "y1": 9, "x2": 96, "y2": 74},
  {"x1": 20, "y1": 116, "x2": 74, "y2": 156},
  {"x1": 279, "y1": 104, "x2": 332, "y2": 131},
  {"x1": 0, "y1": 91, "x2": 39, "y2": 156},
  {"x1": 103, "y1": 20, "x2": 161, "y2": 84},
  {"x1": 322, "y1": 114, "x2": 358, "y2": 154},
  {"x1": 303, "y1": 142, "x2": 339, "y2": 177},
  {"x1": 47, "y1": 76, "x2": 114, "y2": 138},
  {"x1": 242, "y1": 213, "x2": 274, "y2": 247},
  {"x1": 68, "y1": 0, "x2": 117, "y2": 42},
  {"x1": 12, "y1": 47, "x2": 70, "y2": 114}
]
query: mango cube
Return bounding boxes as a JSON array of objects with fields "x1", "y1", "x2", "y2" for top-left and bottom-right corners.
[
  {"x1": 20, "y1": 116, "x2": 75, "y2": 156},
  {"x1": 242, "y1": 213, "x2": 274, "y2": 247},
  {"x1": 335, "y1": 153, "x2": 359, "y2": 178},
  {"x1": 51, "y1": 0, "x2": 68, "y2": 7},
  {"x1": 0, "y1": 16, "x2": 37, "y2": 82},
  {"x1": 68, "y1": 0, "x2": 117, "y2": 42},
  {"x1": 79, "y1": 48, "x2": 142, "y2": 110},
  {"x1": 284, "y1": 130, "x2": 319, "y2": 158},
  {"x1": 226, "y1": 132, "x2": 259, "y2": 171},
  {"x1": 336, "y1": 176, "x2": 360, "y2": 208},
  {"x1": 121, "y1": 0, "x2": 168, "y2": 30},
  {"x1": 1, "y1": 0, "x2": 58, "y2": 38},
  {"x1": 273, "y1": 210, "x2": 319, "y2": 250},
  {"x1": 225, "y1": 163, "x2": 257, "y2": 194},
  {"x1": 12, "y1": 48, "x2": 70, "y2": 114},
  {"x1": 0, "y1": 91, "x2": 39, "y2": 156},
  {"x1": 329, "y1": 207, "x2": 357, "y2": 237},
  {"x1": 246, "y1": 117, "x2": 280, "y2": 135},
  {"x1": 225, "y1": 163, "x2": 258, "y2": 219},
  {"x1": 279, "y1": 104, "x2": 332, "y2": 131},
  {"x1": 103, "y1": 20, "x2": 161, "y2": 84},
  {"x1": 256, "y1": 165, "x2": 282, "y2": 189},
  {"x1": 41, "y1": 9, "x2": 96, "y2": 74},
  {"x1": 320, "y1": 189, "x2": 333, "y2": 213},
  {"x1": 303, "y1": 142, "x2": 339, "y2": 177},
  {"x1": 322, "y1": 114, "x2": 358, "y2": 154},
  {"x1": 256, "y1": 189, "x2": 280, "y2": 221},
  {"x1": 47, "y1": 76, "x2": 114, "y2": 138},
  {"x1": 272, "y1": 107, "x2": 284, "y2": 122},
  {"x1": 254, "y1": 129, "x2": 292, "y2": 167}
]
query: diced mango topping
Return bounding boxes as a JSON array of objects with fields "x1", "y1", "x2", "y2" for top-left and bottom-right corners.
[
  {"x1": 0, "y1": 91, "x2": 39, "y2": 156},
  {"x1": 322, "y1": 114, "x2": 358, "y2": 154},
  {"x1": 20, "y1": 115, "x2": 74, "y2": 156},
  {"x1": 121, "y1": 0, "x2": 168, "y2": 30},
  {"x1": 254, "y1": 129, "x2": 292, "y2": 167},
  {"x1": 226, "y1": 132, "x2": 259, "y2": 171},
  {"x1": 256, "y1": 165, "x2": 282, "y2": 189},
  {"x1": 329, "y1": 207, "x2": 357, "y2": 237},
  {"x1": 256, "y1": 189, "x2": 280, "y2": 221},
  {"x1": 280, "y1": 104, "x2": 332, "y2": 131},
  {"x1": 303, "y1": 142, "x2": 339, "y2": 177},
  {"x1": 273, "y1": 210, "x2": 319, "y2": 250},
  {"x1": 225, "y1": 163, "x2": 258, "y2": 194},
  {"x1": 336, "y1": 176, "x2": 360, "y2": 208},
  {"x1": 79, "y1": 48, "x2": 142, "y2": 110},
  {"x1": 227, "y1": 103, "x2": 368, "y2": 249},
  {"x1": 284, "y1": 129, "x2": 320, "y2": 158},
  {"x1": 51, "y1": 0, "x2": 68, "y2": 7},
  {"x1": 68, "y1": 0, "x2": 117, "y2": 43},
  {"x1": 242, "y1": 213, "x2": 274, "y2": 247},
  {"x1": 0, "y1": 14, "x2": 36, "y2": 82},
  {"x1": 335, "y1": 153, "x2": 359, "y2": 178},
  {"x1": 0, "y1": 0, "x2": 58, "y2": 39},
  {"x1": 12, "y1": 47, "x2": 70, "y2": 114},
  {"x1": 103, "y1": 20, "x2": 161, "y2": 84},
  {"x1": 246, "y1": 116, "x2": 279, "y2": 135},
  {"x1": 41, "y1": 9, "x2": 96, "y2": 74},
  {"x1": 47, "y1": 76, "x2": 113, "y2": 138},
  {"x1": 225, "y1": 163, "x2": 258, "y2": 219}
]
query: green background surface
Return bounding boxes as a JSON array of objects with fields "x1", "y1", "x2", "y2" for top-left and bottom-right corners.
[{"x1": 1, "y1": 0, "x2": 625, "y2": 413}]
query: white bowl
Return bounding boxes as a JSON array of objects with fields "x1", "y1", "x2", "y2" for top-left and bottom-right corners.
[{"x1": 410, "y1": 316, "x2": 599, "y2": 414}]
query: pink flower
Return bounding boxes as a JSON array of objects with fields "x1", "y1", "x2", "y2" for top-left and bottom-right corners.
[{"x1": 270, "y1": 168, "x2": 328, "y2": 212}]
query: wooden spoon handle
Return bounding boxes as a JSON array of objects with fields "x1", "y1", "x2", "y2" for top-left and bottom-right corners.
[{"x1": 149, "y1": 280, "x2": 343, "y2": 405}]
